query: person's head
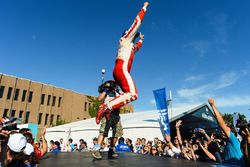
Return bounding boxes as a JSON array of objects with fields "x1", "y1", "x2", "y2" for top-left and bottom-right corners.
[
  {"x1": 93, "y1": 137, "x2": 98, "y2": 144},
  {"x1": 19, "y1": 128, "x2": 31, "y2": 134},
  {"x1": 118, "y1": 137, "x2": 125, "y2": 144},
  {"x1": 136, "y1": 138, "x2": 142, "y2": 145},
  {"x1": 68, "y1": 138, "x2": 73, "y2": 144},
  {"x1": 154, "y1": 137, "x2": 159, "y2": 145},
  {"x1": 50, "y1": 140, "x2": 54, "y2": 146},
  {"x1": 150, "y1": 146, "x2": 158, "y2": 156},
  {"x1": 34, "y1": 142, "x2": 40, "y2": 149},
  {"x1": 126, "y1": 138, "x2": 132, "y2": 145},
  {"x1": 79, "y1": 139, "x2": 84, "y2": 144},
  {"x1": 22, "y1": 132, "x2": 34, "y2": 144},
  {"x1": 60, "y1": 138, "x2": 63, "y2": 144},
  {"x1": 141, "y1": 138, "x2": 146, "y2": 145},
  {"x1": 82, "y1": 141, "x2": 87, "y2": 148},
  {"x1": 208, "y1": 141, "x2": 220, "y2": 154},
  {"x1": 173, "y1": 136, "x2": 179, "y2": 146},
  {"x1": 74, "y1": 143, "x2": 78, "y2": 150},
  {"x1": 6, "y1": 133, "x2": 27, "y2": 165},
  {"x1": 157, "y1": 140, "x2": 162, "y2": 148},
  {"x1": 53, "y1": 141, "x2": 61, "y2": 150},
  {"x1": 143, "y1": 146, "x2": 149, "y2": 153}
]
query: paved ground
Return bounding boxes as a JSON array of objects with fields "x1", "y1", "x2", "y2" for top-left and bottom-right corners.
[{"x1": 40, "y1": 152, "x2": 214, "y2": 167}]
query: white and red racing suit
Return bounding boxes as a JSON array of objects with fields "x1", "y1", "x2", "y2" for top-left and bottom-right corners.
[{"x1": 106, "y1": 5, "x2": 147, "y2": 111}]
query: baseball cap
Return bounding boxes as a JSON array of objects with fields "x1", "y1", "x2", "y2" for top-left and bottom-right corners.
[
  {"x1": 7, "y1": 133, "x2": 27, "y2": 152},
  {"x1": 23, "y1": 143, "x2": 34, "y2": 156}
]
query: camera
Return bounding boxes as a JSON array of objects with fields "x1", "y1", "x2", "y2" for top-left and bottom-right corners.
[
  {"x1": 0, "y1": 117, "x2": 22, "y2": 131},
  {"x1": 236, "y1": 120, "x2": 250, "y2": 130},
  {"x1": 98, "y1": 80, "x2": 117, "y2": 93}
]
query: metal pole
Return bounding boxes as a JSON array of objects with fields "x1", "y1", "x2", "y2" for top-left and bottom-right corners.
[{"x1": 101, "y1": 69, "x2": 105, "y2": 84}]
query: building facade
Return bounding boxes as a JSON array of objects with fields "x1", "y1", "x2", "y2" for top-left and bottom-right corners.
[{"x1": 0, "y1": 74, "x2": 134, "y2": 135}]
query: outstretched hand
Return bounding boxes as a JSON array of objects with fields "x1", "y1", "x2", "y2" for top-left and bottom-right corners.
[
  {"x1": 241, "y1": 128, "x2": 250, "y2": 143},
  {"x1": 165, "y1": 134, "x2": 171, "y2": 142},
  {"x1": 140, "y1": 33, "x2": 144, "y2": 40},
  {"x1": 176, "y1": 120, "x2": 182, "y2": 128},
  {"x1": 144, "y1": 2, "x2": 149, "y2": 8},
  {"x1": 42, "y1": 128, "x2": 46, "y2": 136},
  {"x1": 208, "y1": 98, "x2": 215, "y2": 106}
]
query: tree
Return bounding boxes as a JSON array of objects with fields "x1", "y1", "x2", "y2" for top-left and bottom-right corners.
[
  {"x1": 222, "y1": 112, "x2": 247, "y2": 126},
  {"x1": 54, "y1": 117, "x2": 67, "y2": 126},
  {"x1": 87, "y1": 96, "x2": 101, "y2": 118}
]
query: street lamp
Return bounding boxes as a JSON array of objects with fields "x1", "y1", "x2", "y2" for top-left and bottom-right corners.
[{"x1": 101, "y1": 68, "x2": 105, "y2": 84}]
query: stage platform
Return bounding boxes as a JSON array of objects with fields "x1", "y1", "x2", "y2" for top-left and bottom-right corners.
[{"x1": 40, "y1": 152, "x2": 214, "y2": 167}]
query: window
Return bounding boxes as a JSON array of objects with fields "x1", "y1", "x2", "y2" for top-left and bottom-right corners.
[
  {"x1": 3, "y1": 109, "x2": 9, "y2": 118},
  {"x1": 58, "y1": 97, "x2": 62, "y2": 107},
  {"x1": 45, "y1": 114, "x2": 49, "y2": 125},
  {"x1": 52, "y1": 96, "x2": 56, "y2": 106},
  {"x1": 84, "y1": 102, "x2": 87, "y2": 111},
  {"x1": 47, "y1": 95, "x2": 51, "y2": 106},
  {"x1": 38, "y1": 113, "x2": 43, "y2": 125},
  {"x1": 0, "y1": 86, "x2": 5, "y2": 98},
  {"x1": 56, "y1": 115, "x2": 60, "y2": 122},
  {"x1": 11, "y1": 110, "x2": 16, "y2": 117},
  {"x1": 22, "y1": 90, "x2": 27, "y2": 102},
  {"x1": 25, "y1": 111, "x2": 30, "y2": 123},
  {"x1": 19, "y1": 110, "x2": 24, "y2": 118},
  {"x1": 40, "y1": 94, "x2": 45, "y2": 105},
  {"x1": 7, "y1": 87, "x2": 13, "y2": 100},
  {"x1": 28, "y1": 91, "x2": 33, "y2": 103},
  {"x1": 14, "y1": 89, "x2": 20, "y2": 101},
  {"x1": 50, "y1": 114, "x2": 54, "y2": 125},
  {"x1": 89, "y1": 103, "x2": 91, "y2": 111}
]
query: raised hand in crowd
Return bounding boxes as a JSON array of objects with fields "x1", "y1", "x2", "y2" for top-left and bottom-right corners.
[{"x1": 175, "y1": 120, "x2": 183, "y2": 146}]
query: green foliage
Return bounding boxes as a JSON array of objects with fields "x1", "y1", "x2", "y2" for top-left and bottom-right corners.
[
  {"x1": 87, "y1": 96, "x2": 101, "y2": 118},
  {"x1": 54, "y1": 117, "x2": 67, "y2": 126},
  {"x1": 222, "y1": 112, "x2": 247, "y2": 125}
]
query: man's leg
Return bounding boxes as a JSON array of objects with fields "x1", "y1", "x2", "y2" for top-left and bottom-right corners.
[
  {"x1": 92, "y1": 118, "x2": 107, "y2": 159},
  {"x1": 108, "y1": 117, "x2": 123, "y2": 158},
  {"x1": 108, "y1": 59, "x2": 138, "y2": 111}
]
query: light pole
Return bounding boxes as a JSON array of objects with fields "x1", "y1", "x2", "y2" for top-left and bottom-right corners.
[{"x1": 101, "y1": 68, "x2": 105, "y2": 84}]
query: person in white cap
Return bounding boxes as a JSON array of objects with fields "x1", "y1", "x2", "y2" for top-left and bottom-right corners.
[
  {"x1": 23, "y1": 143, "x2": 37, "y2": 167},
  {"x1": 6, "y1": 133, "x2": 28, "y2": 167}
]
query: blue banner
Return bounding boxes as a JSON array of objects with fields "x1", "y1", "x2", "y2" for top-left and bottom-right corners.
[{"x1": 153, "y1": 88, "x2": 170, "y2": 135}]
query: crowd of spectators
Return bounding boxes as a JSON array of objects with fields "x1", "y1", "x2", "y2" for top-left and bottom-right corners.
[
  {"x1": 0, "y1": 98, "x2": 249, "y2": 167},
  {"x1": 47, "y1": 99, "x2": 250, "y2": 166},
  {"x1": 0, "y1": 117, "x2": 48, "y2": 167}
]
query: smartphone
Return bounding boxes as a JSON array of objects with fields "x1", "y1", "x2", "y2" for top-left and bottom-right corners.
[{"x1": 194, "y1": 128, "x2": 201, "y2": 132}]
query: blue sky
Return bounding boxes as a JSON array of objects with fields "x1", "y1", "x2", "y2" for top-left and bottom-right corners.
[{"x1": 0, "y1": 0, "x2": 249, "y2": 120}]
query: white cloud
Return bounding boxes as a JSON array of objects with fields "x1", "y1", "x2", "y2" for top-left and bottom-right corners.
[
  {"x1": 216, "y1": 95, "x2": 250, "y2": 107},
  {"x1": 184, "y1": 75, "x2": 205, "y2": 82},
  {"x1": 185, "y1": 40, "x2": 211, "y2": 57},
  {"x1": 216, "y1": 71, "x2": 239, "y2": 89},
  {"x1": 178, "y1": 71, "x2": 240, "y2": 99}
]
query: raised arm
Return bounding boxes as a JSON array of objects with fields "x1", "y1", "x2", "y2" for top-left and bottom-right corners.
[
  {"x1": 197, "y1": 140, "x2": 216, "y2": 162},
  {"x1": 200, "y1": 128, "x2": 211, "y2": 141},
  {"x1": 134, "y1": 33, "x2": 144, "y2": 52},
  {"x1": 40, "y1": 129, "x2": 48, "y2": 156},
  {"x1": 122, "y1": 2, "x2": 149, "y2": 40},
  {"x1": 208, "y1": 98, "x2": 230, "y2": 138},
  {"x1": 175, "y1": 120, "x2": 183, "y2": 146}
]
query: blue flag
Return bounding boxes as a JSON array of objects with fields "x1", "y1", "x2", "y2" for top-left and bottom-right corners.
[{"x1": 153, "y1": 88, "x2": 170, "y2": 135}]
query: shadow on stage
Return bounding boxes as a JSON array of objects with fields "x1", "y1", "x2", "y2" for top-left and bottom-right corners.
[{"x1": 40, "y1": 152, "x2": 215, "y2": 167}]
